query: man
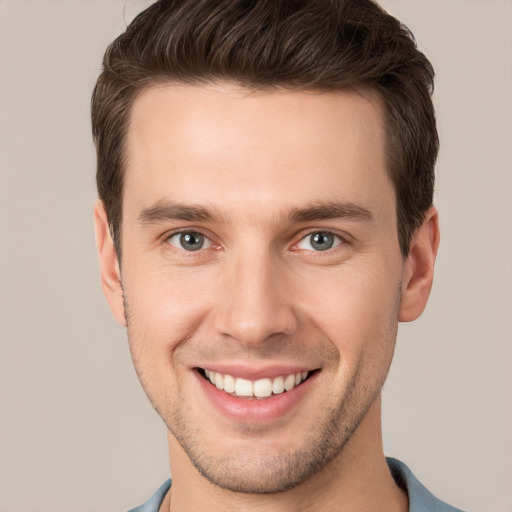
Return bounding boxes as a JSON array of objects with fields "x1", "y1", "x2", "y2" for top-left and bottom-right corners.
[{"x1": 91, "y1": 1, "x2": 464, "y2": 510}]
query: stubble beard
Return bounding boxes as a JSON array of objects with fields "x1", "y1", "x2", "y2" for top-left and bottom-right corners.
[
  {"x1": 166, "y1": 363, "x2": 382, "y2": 495},
  {"x1": 123, "y1": 290, "x2": 399, "y2": 495}
]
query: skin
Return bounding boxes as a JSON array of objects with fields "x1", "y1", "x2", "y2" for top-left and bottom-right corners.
[{"x1": 95, "y1": 83, "x2": 439, "y2": 511}]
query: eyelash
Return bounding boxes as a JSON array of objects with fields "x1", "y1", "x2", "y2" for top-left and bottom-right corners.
[
  {"x1": 292, "y1": 231, "x2": 346, "y2": 252},
  {"x1": 166, "y1": 230, "x2": 215, "y2": 252},
  {"x1": 164, "y1": 229, "x2": 348, "y2": 254}
]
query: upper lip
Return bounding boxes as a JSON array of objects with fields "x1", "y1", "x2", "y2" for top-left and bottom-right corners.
[{"x1": 195, "y1": 363, "x2": 318, "y2": 380}]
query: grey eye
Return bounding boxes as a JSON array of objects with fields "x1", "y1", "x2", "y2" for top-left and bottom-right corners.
[
  {"x1": 297, "y1": 232, "x2": 342, "y2": 251},
  {"x1": 168, "y1": 232, "x2": 211, "y2": 251}
]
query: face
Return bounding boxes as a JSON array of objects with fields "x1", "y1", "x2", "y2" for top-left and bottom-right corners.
[{"x1": 96, "y1": 83, "x2": 435, "y2": 493}]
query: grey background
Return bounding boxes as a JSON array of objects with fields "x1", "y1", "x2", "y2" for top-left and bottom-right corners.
[{"x1": 0, "y1": 1, "x2": 511, "y2": 511}]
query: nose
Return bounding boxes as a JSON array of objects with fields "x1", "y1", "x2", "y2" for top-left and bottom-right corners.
[{"x1": 213, "y1": 250, "x2": 299, "y2": 347}]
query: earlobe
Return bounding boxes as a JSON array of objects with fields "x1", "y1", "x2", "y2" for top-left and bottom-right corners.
[
  {"x1": 399, "y1": 206, "x2": 440, "y2": 322},
  {"x1": 93, "y1": 200, "x2": 126, "y2": 326}
]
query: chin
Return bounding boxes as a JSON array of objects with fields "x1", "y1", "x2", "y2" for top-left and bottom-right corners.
[{"x1": 166, "y1": 389, "x2": 373, "y2": 495}]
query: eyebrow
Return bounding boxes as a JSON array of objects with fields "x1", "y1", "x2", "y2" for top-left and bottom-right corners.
[
  {"x1": 137, "y1": 200, "x2": 373, "y2": 225},
  {"x1": 138, "y1": 200, "x2": 222, "y2": 224},
  {"x1": 288, "y1": 201, "x2": 374, "y2": 223}
]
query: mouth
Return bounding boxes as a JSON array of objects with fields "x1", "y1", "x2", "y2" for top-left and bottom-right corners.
[{"x1": 197, "y1": 367, "x2": 317, "y2": 399}]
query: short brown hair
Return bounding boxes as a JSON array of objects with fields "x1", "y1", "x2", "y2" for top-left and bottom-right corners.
[{"x1": 92, "y1": 0, "x2": 438, "y2": 257}]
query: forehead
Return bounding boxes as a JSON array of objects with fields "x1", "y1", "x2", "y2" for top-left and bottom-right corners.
[{"x1": 123, "y1": 83, "x2": 394, "y2": 223}]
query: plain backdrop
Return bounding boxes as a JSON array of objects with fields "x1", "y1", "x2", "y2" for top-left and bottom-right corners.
[{"x1": 0, "y1": 1, "x2": 511, "y2": 511}]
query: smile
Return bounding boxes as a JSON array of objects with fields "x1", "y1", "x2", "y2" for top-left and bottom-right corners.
[{"x1": 199, "y1": 368, "x2": 312, "y2": 399}]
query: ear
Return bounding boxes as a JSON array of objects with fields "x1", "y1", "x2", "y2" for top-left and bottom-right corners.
[
  {"x1": 399, "y1": 206, "x2": 440, "y2": 322},
  {"x1": 93, "y1": 200, "x2": 126, "y2": 326}
]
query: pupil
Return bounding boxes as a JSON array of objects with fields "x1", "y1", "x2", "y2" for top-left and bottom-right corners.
[
  {"x1": 312, "y1": 232, "x2": 333, "y2": 251},
  {"x1": 181, "y1": 232, "x2": 204, "y2": 251}
]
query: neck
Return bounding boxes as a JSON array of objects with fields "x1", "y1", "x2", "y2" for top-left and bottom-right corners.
[{"x1": 164, "y1": 396, "x2": 408, "y2": 512}]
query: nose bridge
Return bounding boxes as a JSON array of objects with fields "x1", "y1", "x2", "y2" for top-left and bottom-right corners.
[{"x1": 214, "y1": 244, "x2": 297, "y2": 345}]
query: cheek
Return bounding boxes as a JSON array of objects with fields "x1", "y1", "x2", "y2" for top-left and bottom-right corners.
[
  {"x1": 123, "y1": 266, "x2": 217, "y2": 412},
  {"x1": 122, "y1": 263, "x2": 216, "y2": 366},
  {"x1": 294, "y1": 260, "x2": 402, "y2": 361}
]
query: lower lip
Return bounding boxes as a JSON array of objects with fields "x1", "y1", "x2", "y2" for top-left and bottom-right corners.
[{"x1": 195, "y1": 370, "x2": 318, "y2": 424}]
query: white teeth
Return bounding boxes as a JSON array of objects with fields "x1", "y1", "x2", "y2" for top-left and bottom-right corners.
[
  {"x1": 272, "y1": 376, "x2": 285, "y2": 395},
  {"x1": 202, "y1": 369, "x2": 310, "y2": 398},
  {"x1": 235, "y1": 378, "x2": 253, "y2": 397},
  {"x1": 223, "y1": 374, "x2": 236, "y2": 393},
  {"x1": 284, "y1": 374, "x2": 296, "y2": 391},
  {"x1": 214, "y1": 372, "x2": 224, "y2": 389},
  {"x1": 253, "y1": 378, "x2": 273, "y2": 398}
]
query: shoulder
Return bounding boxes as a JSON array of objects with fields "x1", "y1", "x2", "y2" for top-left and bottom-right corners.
[
  {"x1": 387, "y1": 458, "x2": 466, "y2": 512},
  {"x1": 126, "y1": 479, "x2": 172, "y2": 512}
]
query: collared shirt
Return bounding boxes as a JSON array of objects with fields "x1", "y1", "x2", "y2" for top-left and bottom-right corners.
[{"x1": 127, "y1": 457, "x2": 465, "y2": 512}]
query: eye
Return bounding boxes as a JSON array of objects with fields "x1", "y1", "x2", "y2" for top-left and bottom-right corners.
[
  {"x1": 296, "y1": 231, "x2": 343, "y2": 252},
  {"x1": 167, "y1": 231, "x2": 212, "y2": 252}
]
